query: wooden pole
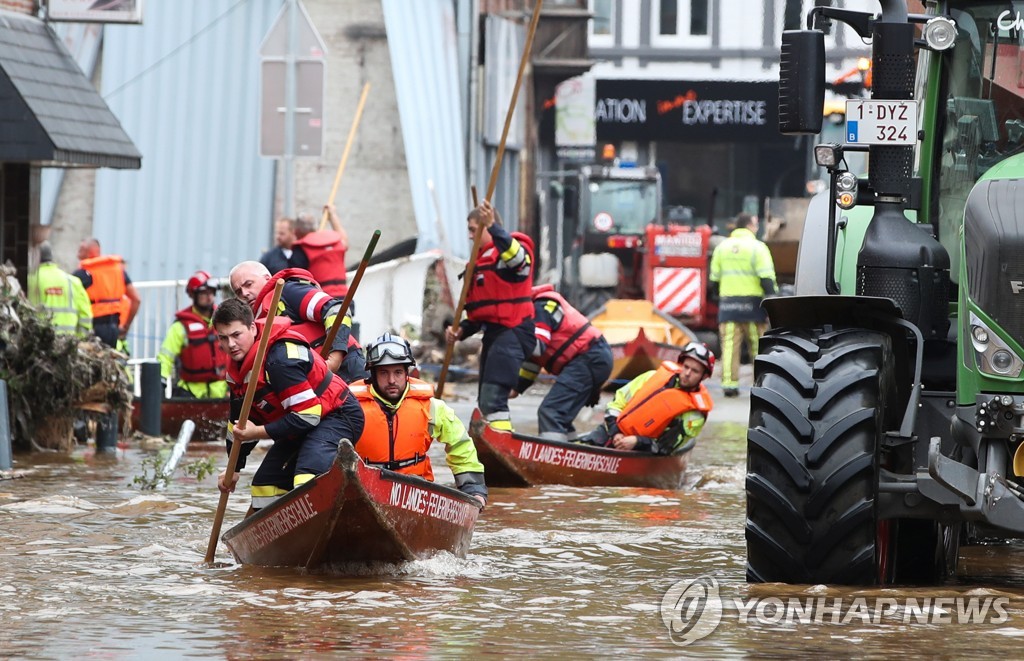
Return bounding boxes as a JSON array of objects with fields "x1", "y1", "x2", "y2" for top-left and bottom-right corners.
[
  {"x1": 203, "y1": 280, "x2": 285, "y2": 564},
  {"x1": 437, "y1": 0, "x2": 543, "y2": 394},
  {"x1": 320, "y1": 230, "x2": 381, "y2": 358},
  {"x1": 319, "y1": 82, "x2": 372, "y2": 231}
]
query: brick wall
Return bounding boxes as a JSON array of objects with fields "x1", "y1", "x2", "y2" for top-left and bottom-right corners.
[{"x1": 0, "y1": 0, "x2": 36, "y2": 15}]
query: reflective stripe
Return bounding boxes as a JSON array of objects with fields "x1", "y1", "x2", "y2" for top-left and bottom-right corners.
[
  {"x1": 281, "y1": 388, "x2": 316, "y2": 409},
  {"x1": 250, "y1": 484, "x2": 290, "y2": 509},
  {"x1": 293, "y1": 473, "x2": 315, "y2": 487}
]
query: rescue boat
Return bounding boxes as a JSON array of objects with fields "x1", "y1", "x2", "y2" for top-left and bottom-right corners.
[
  {"x1": 130, "y1": 396, "x2": 229, "y2": 442},
  {"x1": 221, "y1": 439, "x2": 482, "y2": 569},
  {"x1": 468, "y1": 409, "x2": 693, "y2": 490},
  {"x1": 588, "y1": 299, "x2": 695, "y2": 385}
]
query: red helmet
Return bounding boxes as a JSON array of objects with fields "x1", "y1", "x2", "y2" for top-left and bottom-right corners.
[
  {"x1": 186, "y1": 270, "x2": 217, "y2": 296},
  {"x1": 679, "y1": 342, "x2": 715, "y2": 379}
]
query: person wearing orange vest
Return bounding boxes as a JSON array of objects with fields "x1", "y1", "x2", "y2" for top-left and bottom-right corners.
[
  {"x1": 213, "y1": 298, "x2": 364, "y2": 511},
  {"x1": 292, "y1": 205, "x2": 348, "y2": 298},
  {"x1": 229, "y1": 260, "x2": 367, "y2": 383},
  {"x1": 350, "y1": 333, "x2": 487, "y2": 506},
  {"x1": 513, "y1": 284, "x2": 613, "y2": 440},
  {"x1": 157, "y1": 270, "x2": 229, "y2": 398},
  {"x1": 444, "y1": 200, "x2": 535, "y2": 432},
  {"x1": 73, "y1": 237, "x2": 141, "y2": 349},
  {"x1": 578, "y1": 343, "x2": 715, "y2": 454}
]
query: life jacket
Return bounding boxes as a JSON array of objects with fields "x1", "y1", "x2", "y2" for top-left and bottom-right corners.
[
  {"x1": 225, "y1": 317, "x2": 348, "y2": 428},
  {"x1": 350, "y1": 377, "x2": 436, "y2": 481},
  {"x1": 616, "y1": 361, "x2": 713, "y2": 437},
  {"x1": 79, "y1": 255, "x2": 126, "y2": 319},
  {"x1": 294, "y1": 230, "x2": 348, "y2": 298},
  {"x1": 465, "y1": 232, "x2": 534, "y2": 327},
  {"x1": 253, "y1": 267, "x2": 362, "y2": 354},
  {"x1": 174, "y1": 306, "x2": 229, "y2": 383},
  {"x1": 532, "y1": 284, "x2": 603, "y2": 374}
]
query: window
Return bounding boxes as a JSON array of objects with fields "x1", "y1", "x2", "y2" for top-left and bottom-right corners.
[
  {"x1": 652, "y1": 0, "x2": 712, "y2": 45},
  {"x1": 591, "y1": 0, "x2": 613, "y2": 36}
]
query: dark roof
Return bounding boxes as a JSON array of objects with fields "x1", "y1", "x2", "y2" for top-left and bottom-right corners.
[{"x1": 0, "y1": 11, "x2": 141, "y2": 168}]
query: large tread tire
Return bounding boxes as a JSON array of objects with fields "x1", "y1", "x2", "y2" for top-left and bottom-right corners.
[{"x1": 745, "y1": 327, "x2": 895, "y2": 585}]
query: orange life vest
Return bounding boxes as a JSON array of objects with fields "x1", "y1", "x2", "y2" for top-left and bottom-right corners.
[
  {"x1": 294, "y1": 230, "x2": 348, "y2": 298},
  {"x1": 351, "y1": 377, "x2": 436, "y2": 481},
  {"x1": 616, "y1": 361, "x2": 713, "y2": 437},
  {"x1": 225, "y1": 317, "x2": 348, "y2": 429},
  {"x1": 175, "y1": 306, "x2": 228, "y2": 383},
  {"x1": 79, "y1": 255, "x2": 126, "y2": 319},
  {"x1": 532, "y1": 284, "x2": 603, "y2": 374},
  {"x1": 465, "y1": 232, "x2": 534, "y2": 327}
]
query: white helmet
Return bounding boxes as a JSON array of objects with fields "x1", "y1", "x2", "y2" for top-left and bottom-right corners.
[{"x1": 365, "y1": 333, "x2": 415, "y2": 369}]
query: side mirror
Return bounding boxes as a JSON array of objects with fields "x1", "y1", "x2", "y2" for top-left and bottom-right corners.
[{"x1": 779, "y1": 30, "x2": 825, "y2": 135}]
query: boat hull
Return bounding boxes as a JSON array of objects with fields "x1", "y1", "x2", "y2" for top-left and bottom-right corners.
[
  {"x1": 131, "y1": 396, "x2": 228, "y2": 441},
  {"x1": 469, "y1": 409, "x2": 691, "y2": 489},
  {"x1": 222, "y1": 440, "x2": 482, "y2": 568}
]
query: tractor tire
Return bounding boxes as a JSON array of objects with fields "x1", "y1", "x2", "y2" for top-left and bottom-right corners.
[{"x1": 745, "y1": 326, "x2": 895, "y2": 585}]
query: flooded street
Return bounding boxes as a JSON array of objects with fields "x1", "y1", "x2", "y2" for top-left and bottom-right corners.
[{"x1": 3, "y1": 382, "x2": 1024, "y2": 658}]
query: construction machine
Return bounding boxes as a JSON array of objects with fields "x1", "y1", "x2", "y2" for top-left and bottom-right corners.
[{"x1": 746, "y1": 0, "x2": 1024, "y2": 585}]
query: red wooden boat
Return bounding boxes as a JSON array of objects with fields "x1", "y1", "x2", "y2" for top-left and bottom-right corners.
[
  {"x1": 130, "y1": 396, "x2": 229, "y2": 441},
  {"x1": 606, "y1": 328, "x2": 683, "y2": 385},
  {"x1": 221, "y1": 440, "x2": 483, "y2": 568},
  {"x1": 588, "y1": 300, "x2": 696, "y2": 385},
  {"x1": 469, "y1": 409, "x2": 694, "y2": 489}
]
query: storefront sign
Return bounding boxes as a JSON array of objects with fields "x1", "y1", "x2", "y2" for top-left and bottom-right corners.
[{"x1": 595, "y1": 80, "x2": 783, "y2": 142}]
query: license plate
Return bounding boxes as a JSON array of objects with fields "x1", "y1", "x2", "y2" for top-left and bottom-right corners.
[{"x1": 845, "y1": 100, "x2": 918, "y2": 146}]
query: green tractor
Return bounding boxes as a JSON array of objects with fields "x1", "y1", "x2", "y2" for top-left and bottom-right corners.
[{"x1": 746, "y1": 0, "x2": 1024, "y2": 585}]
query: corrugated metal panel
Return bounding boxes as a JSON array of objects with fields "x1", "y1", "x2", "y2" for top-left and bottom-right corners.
[
  {"x1": 93, "y1": 0, "x2": 280, "y2": 282},
  {"x1": 381, "y1": 0, "x2": 470, "y2": 259}
]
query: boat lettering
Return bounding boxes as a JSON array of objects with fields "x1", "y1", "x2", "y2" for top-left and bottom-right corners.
[
  {"x1": 520, "y1": 441, "x2": 622, "y2": 474},
  {"x1": 388, "y1": 483, "x2": 476, "y2": 526},
  {"x1": 229, "y1": 493, "x2": 319, "y2": 555}
]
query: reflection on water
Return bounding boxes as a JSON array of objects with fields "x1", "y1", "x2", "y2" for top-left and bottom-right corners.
[{"x1": 1, "y1": 417, "x2": 1023, "y2": 658}]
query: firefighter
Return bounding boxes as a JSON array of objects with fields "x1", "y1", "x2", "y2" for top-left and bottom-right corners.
[
  {"x1": 513, "y1": 284, "x2": 613, "y2": 440},
  {"x1": 577, "y1": 342, "x2": 715, "y2": 454},
  {"x1": 28, "y1": 242, "x2": 92, "y2": 337},
  {"x1": 157, "y1": 270, "x2": 229, "y2": 398},
  {"x1": 228, "y1": 260, "x2": 367, "y2": 383},
  {"x1": 444, "y1": 200, "x2": 535, "y2": 432},
  {"x1": 213, "y1": 298, "x2": 364, "y2": 511},
  {"x1": 708, "y1": 212, "x2": 777, "y2": 397},
  {"x1": 73, "y1": 237, "x2": 141, "y2": 350},
  {"x1": 292, "y1": 204, "x2": 348, "y2": 298},
  {"x1": 351, "y1": 333, "x2": 488, "y2": 507}
]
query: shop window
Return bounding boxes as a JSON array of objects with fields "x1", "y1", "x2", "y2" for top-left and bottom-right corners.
[{"x1": 652, "y1": 0, "x2": 712, "y2": 46}]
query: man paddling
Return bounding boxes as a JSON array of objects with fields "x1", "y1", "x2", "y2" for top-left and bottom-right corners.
[
  {"x1": 213, "y1": 299, "x2": 364, "y2": 511},
  {"x1": 229, "y1": 260, "x2": 368, "y2": 383},
  {"x1": 577, "y1": 342, "x2": 715, "y2": 454},
  {"x1": 351, "y1": 333, "x2": 488, "y2": 507}
]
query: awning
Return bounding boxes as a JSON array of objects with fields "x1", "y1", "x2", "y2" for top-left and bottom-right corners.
[{"x1": 0, "y1": 11, "x2": 140, "y2": 168}]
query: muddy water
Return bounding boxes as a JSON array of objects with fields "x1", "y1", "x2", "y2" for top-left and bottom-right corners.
[{"x1": 2, "y1": 386, "x2": 1024, "y2": 658}]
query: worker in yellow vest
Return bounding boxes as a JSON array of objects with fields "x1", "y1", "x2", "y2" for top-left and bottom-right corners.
[
  {"x1": 709, "y1": 213, "x2": 777, "y2": 397},
  {"x1": 28, "y1": 242, "x2": 92, "y2": 337}
]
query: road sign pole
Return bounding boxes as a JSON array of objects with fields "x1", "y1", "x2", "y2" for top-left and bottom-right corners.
[{"x1": 283, "y1": 0, "x2": 297, "y2": 217}]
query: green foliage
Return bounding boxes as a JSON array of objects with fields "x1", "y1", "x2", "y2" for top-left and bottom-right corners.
[{"x1": 130, "y1": 450, "x2": 217, "y2": 490}]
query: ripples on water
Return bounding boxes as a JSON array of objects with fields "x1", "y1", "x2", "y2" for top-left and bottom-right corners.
[{"x1": 1, "y1": 422, "x2": 1024, "y2": 658}]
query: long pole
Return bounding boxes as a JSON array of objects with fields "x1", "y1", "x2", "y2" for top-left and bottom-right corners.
[
  {"x1": 203, "y1": 280, "x2": 285, "y2": 564},
  {"x1": 319, "y1": 82, "x2": 372, "y2": 231},
  {"x1": 320, "y1": 230, "x2": 381, "y2": 358},
  {"x1": 436, "y1": 0, "x2": 544, "y2": 394}
]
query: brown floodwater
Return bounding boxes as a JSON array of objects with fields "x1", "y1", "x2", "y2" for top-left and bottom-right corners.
[{"x1": 2, "y1": 386, "x2": 1024, "y2": 659}]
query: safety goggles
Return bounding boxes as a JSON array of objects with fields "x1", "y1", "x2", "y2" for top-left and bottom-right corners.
[
  {"x1": 682, "y1": 344, "x2": 711, "y2": 362},
  {"x1": 366, "y1": 340, "x2": 412, "y2": 364}
]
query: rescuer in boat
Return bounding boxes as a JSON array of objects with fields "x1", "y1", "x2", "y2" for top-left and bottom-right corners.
[
  {"x1": 444, "y1": 199, "x2": 535, "y2": 432},
  {"x1": 351, "y1": 333, "x2": 488, "y2": 507},
  {"x1": 229, "y1": 260, "x2": 368, "y2": 383},
  {"x1": 157, "y1": 270, "x2": 229, "y2": 398},
  {"x1": 577, "y1": 342, "x2": 715, "y2": 454},
  {"x1": 292, "y1": 204, "x2": 349, "y2": 298},
  {"x1": 213, "y1": 298, "x2": 365, "y2": 510},
  {"x1": 512, "y1": 284, "x2": 613, "y2": 440}
]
